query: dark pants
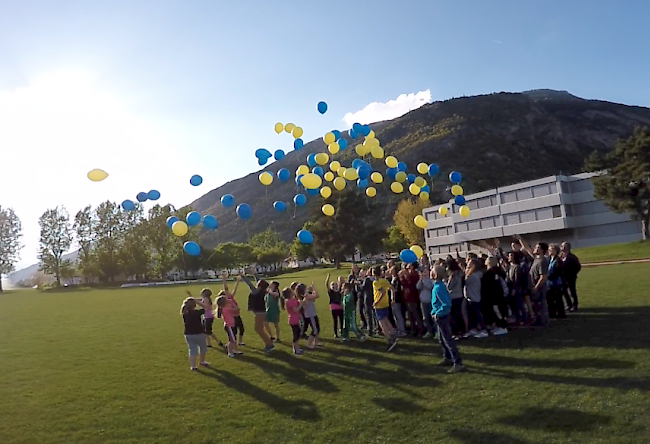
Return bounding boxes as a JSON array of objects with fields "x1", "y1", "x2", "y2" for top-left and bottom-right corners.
[
  {"x1": 406, "y1": 302, "x2": 423, "y2": 334},
  {"x1": 450, "y1": 298, "x2": 465, "y2": 334},
  {"x1": 532, "y1": 288, "x2": 550, "y2": 327},
  {"x1": 563, "y1": 277, "x2": 579, "y2": 309},
  {"x1": 435, "y1": 314, "x2": 462, "y2": 364},
  {"x1": 232, "y1": 316, "x2": 245, "y2": 338},
  {"x1": 468, "y1": 300, "x2": 486, "y2": 330},
  {"x1": 331, "y1": 309, "x2": 343, "y2": 336},
  {"x1": 363, "y1": 294, "x2": 375, "y2": 335},
  {"x1": 547, "y1": 286, "x2": 566, "y2": 318},
  {"x1": 508, "y1": 290, "x2": 526, "y2": 323},
  {"x1": 358, "y1": 296, "x2": 367, "y2": 329}
]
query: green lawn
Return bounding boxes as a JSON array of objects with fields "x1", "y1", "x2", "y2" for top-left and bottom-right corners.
[
  {"x1": 575, "y1": 240, "x2": 650, "y2": 263},
  {"x1": 1, "y1": 265, "x2": 650, "y2": 444}
]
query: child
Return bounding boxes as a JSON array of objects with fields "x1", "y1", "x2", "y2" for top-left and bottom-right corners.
[
  {"x1": 180, "y1": 293, "x2": 212, "y2": 370},
  {"x1": 283, "y1": 287, "x2": 305, "y2": 355},
  {"x1": 341, "y1": 283, "x2": 366, "y2": 342},
  {"x1": 200, "y1": 288, "x2": 224, "y2": 349},
  {"x1": 298, "y1": 283, "x2": 321, "y2": 349},
  {"x1": 371, "y1": 266, "x2": 399, "y2": 351},
  {"x1": 216, "y1": 295, "x2": 242, "y2": 358},
  {"x1": 326, "y1": 273, "x2": 343, "y2": 338},
  {"x1": 242, "y1": 270, "x2": 274, "y2": 353},
  {"x1": 221, "y1": 274, "x2": 246, "y2": 346},
  {"x1": 264, "y1": 281, "x2": 281, "y2": 343},
  {"x1": 431, "y1": 266, "x2": 465, "y2": 373}
]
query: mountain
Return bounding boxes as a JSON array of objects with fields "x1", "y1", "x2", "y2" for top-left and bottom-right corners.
[
  {"x1": 188, "y1": 89, "x2": 650, "y2": 247},
  {"x1": 8, "y1": 250, "x2": 79, "y2": 285}
]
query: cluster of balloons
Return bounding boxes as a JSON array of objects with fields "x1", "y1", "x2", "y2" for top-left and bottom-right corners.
[
  {"x1": 399, "y1": 245, "x2": 424, "y2": 263},
  {"x1": 163, "y1": 211, "x2": 220, "y2": 256},
  {"x1": 274, "y1": 122, "x2": 305, "y2": 151},
  {"x1": 120, "y1": 189, "x2": 162, "y2": 211},
  {"x1": 435, "y1": 171, "x2": 470, "y2": 218}
]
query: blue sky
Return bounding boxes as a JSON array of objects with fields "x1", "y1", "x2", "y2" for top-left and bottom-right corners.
[{"x1": 1, "y1": 0, "x2": 649, "y2": 271}]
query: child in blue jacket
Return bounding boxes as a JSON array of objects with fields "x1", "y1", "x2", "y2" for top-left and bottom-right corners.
[{"x1": 431, "y1": 265, "x2": 465, "y2": 373}]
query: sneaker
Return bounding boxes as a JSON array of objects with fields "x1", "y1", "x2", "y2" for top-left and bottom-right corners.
[
  {"x1": 437, "y1": 358, "x2": 453, "y2": 366},
  {"x1": 387, "y1": 338, "x2": 399, "y2": 352},
  {"x1": 207, "y1": 345, "x2": 213, "y2": 348},
  {"x1": 463, "y1": 329, "x2": 478, "y2": 338},
  {"x1": 448, "y1": 364, "x2": 466, "y2": 373},
  {"x1": 190, "y1": 367, "x2": 198, "y2": 371},
  {"x1": 359, "y1": 335, "x2": 367, "y2": 342},
  {"x1": 293, "y1": 349, "x2": 304, "y2": 355},
  {"x1": 492, "y1": 327, "x2": 508, "y2": 336},
  {"x1": 263, "y1": 345, "x2": 275, "y2": 353},
  {"x1": 341, "y1": 338, "x2": 349, "y2": 342},
  {"x1": 237, "y1": 342, "x2": 245, "y2": 346},
  {"x1": 334, "y1": 335, "x2": 340, "y2": 339},
  {"x1": 422, "y1": 332, "x2": 434, "y2": 339},
  {"x1": 199, "y1": 361, "x2": 210, "y2": 367},
  {"x1": 234, "y1": 351, "x2": 244, "y2": 355},
  {"x1": 475, "y1": 331, "x2": 489, "y2": 339},
  {"x1": 228, "y1": 353, "x2": 235, "y2": 358}
]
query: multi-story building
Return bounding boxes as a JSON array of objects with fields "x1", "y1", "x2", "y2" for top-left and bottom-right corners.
[{"x1": 422, "y1": 173, "x2": 643, "y2": 260}]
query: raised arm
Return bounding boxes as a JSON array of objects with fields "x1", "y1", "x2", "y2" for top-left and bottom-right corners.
[
  {"x1": 232, "y1": 275, "x2": 241, "y2": 296},
  {"x1": 516, "y1": 235, "x2": 534, "y2": 258},
  {"x1": 220, "y1": 273, "x2": 229, "y2": 292},
  {"x1": 241, "y1": 274, "x2": 256, "y2": 291},
  {"x1": 325, "y1": 273, "x2": 330, "y2": 287}
]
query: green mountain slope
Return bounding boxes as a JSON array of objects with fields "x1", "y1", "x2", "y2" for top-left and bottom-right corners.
[{"x1": 191, "y1": 90, "x2": 650, "y2": 247}]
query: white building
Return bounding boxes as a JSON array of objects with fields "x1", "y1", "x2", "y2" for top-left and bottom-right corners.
[{"x1": 423, "y1": 173, "x2": 643, "y2": 259}]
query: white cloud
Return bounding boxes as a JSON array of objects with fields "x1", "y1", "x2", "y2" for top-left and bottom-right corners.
[{"x1": 343, "y1": 90, "x2": 432, "y2": 128}]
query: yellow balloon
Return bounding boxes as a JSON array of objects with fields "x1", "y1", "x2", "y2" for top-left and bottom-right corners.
[
  {"x1": 395, "y1": 171, "x2": 407, "y2": 183},
  {"x1": 391, "y1": 182, "x2": 404, "y2": 194},
  {"x1": 410, "y1": 245, "x2": 424, "y2": 259},
  {"x1": 364, "y1": 137, "x2": 379, "y2": 148},
  {"x1": 344, "y1": 168, "x2": 358, "y2": 181},
  {"x1": 413, "y1": 215, "x2": 427, "y2": 229},
  {"x1": 385, "y1": 156, "x2": 398, "y2": 168},
  {"x1": 337, "y1": 166, "x2": 347, "y2": 177},
  {"x1": 259, "y1": 172, "x2": 273, "y2": 186},
  {"x1": 420, "y1": 191, "x2": 430, "y2": 201},
  {"x1": 87, "y1": 169, "x2": 109, "y2": 182},
  {"x1": 322, "y1": 204, "x2": 335, "y2": 217},
  {"x1": 328, "y1": 142, "x2": 340, "y2": 154},
  {"x1": 330, "y1": 161, "x2": 341, "y2": 171},
  {"x1": 333, "y1": 177, "x2": 346, "y2": 191},
  {"x1": 284, "y1": 123, "x2": 296, "y2": 133},
  {"x1": 355, "y1": 144, "x2": 367, "y2": 157},
  {"x1": 409, "y1": 184, "x2": 421, "y2": 195},
  {"x1": 324, "y1": 172, "x2": 334, "y2": 182},
  {"x1": 323, "y1": 132, "x2": 335, "y2": 145},
  {"x1": 300, "y1": 173, "x2": 322, "y2": 190},
  {"x1": 172, "y1": 221, "x2": 188, "y2": 237},
  {"x1": 370, "y1": 172, "x2": 383, "y2": 183},
  {"x1": 366, "y1": 187, "x2": 377, "y2": 197},
  {"x1": 274, "y1": 122, "x2": 284, "y2": 134},
  {"x1": 417, "y1": 163, "x2": 429, "y2": 175},
  {"x1": 451, "y1": 185, "x2": 464, "y2": 196},
  {"x1": 296, "y1": 165, "x2": 309, "y2": 176},
  {"x1": 370, "y1": 145, "x2": 384, "y2": 159},
  {"x1": 292, "y1": 126, "x2": 303, "y2": 139},
  {"x1": 414, "y1": 176, "x2": 427, "y2": 188},
  {"x1": 366, "y1": 130, "x2": 376, "y2": 139},
  {"x1": 320, "y1": 186, "x2": 332, "y2": 198},
  {"x1": 438, "y1": 206, "x2": 448, "y2": 216},
  {"x1": 315, "y1": 153, "x2": 329, "y2": 166},
  {"x1": 459, "y1": 206, "x2": 470, "y2": 218}
]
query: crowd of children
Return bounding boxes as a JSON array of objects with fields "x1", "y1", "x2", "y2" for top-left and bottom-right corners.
[{"x1": 179, "y1": 237, "x2": 581, "y2": 374}]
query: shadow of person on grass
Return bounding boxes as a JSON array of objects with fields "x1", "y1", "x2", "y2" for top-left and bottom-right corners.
[
  {"x1": 497, "y1": 406, "x2": 613, "y2": 433},
  {"x1": 372, "y1": 396, "x2": 429, "y2": 414},
  {"x1": 467, "y1": 353, "x2": 635, "y2": 370},
  {"x1": 199, "y1": 367, "x2": 321, "y2": 422},
  {"x1": 447, "y1": 428, "x2": 531, "y2": 444}
]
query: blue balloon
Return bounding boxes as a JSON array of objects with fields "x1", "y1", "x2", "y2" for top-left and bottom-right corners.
[
  {"x1": 360, "y1": 125, "x2": 371, "y2": 137},
  {"x1": 293, "y1": 194, "x2": 307, "y2": 206},
  {"x1": 121, "y1": 200, "x2": 135, "y2": 211},
  {"x1": 273, "y1": 201, "x2": 286, "y2": 212},
  {"x1": 312, "y1": 166, "x2": 324, "y2": 177},
  {"x1": 295, "y1": 174, "x2": 304, "y2": 186},
  {"x1": 297, "y1": 230, "x2": 313, "y2": 244},
  {"x1": 236, "y1": 203, "x2": 252, "y2": 221},
  {"x1": 449, "y1": 171, "x2": 462, "y2": 184},
  {"x1": 183, "y1": 241, "x2": 201, "y2": 257},
  {"x1": 306, "y1": 188, "x2": 319, "y2": 196},
  {"x1": 307, "y1": 153, "x2": 317, "y2": 167},
  {"x1": 317, "y1": 101, "x2": 328, "y2": 114},
  {"x1": 166, "y1": 216, "x2": 179, "y2": 228},
  {"x1": 399, "y1": 249, "x2": 418, "y2": 264},
  {"x1": 428, "y1": 164, "x2": 440, "y2": 176},
  {"x1": 255, "y1": 148, "x2": 272, "y2": 159},
  {"x1": 277, "y1": 168, "x2": 290, "y2": 182},
  {"x1": 147, "y1": 190, "x2": 161, "y2": 201},
  {"x1": 258, "y1": 158, "x2": 267, "y2": 166},
  {"x1": 338, "y1": 138, "x2": 348, "y2": 150},
  {"x1": 274, "y1": 150, "x2": 285, "y2": 161},
  {"x1": 357, "y1": 179, "x2": 368, "y2": 189},
  {"x1": 348, "y1": 128, "x2": 358, "y2": 139},
  {"x1": 407, "y1": 174, "x2": 416, "y2": 184},
  {"x1": 186, "y1": 211, "x2": 201, "y2": 227},
  {"x1": 352, "y1": 159, "x2": 363, "y2": 169},
  {"x1": 190, "y1": 175, "x2": 203, "y2": 186},
  {"x1": 221, "y1": 194, "x2": 235, "y2": 207},
  {"x1": 387, "y1": 168, "x2": 397, "y2": 180},
  {"x1": 357, "y1": 165, "x2": 371, "y2": 180},
  {"x1": 454, "y1": 195, "x2": 466, "y2": 206},
  {"x1": 202, "y1": 215, "x2": 218, "y2": 230},
  {"x1": 294, "y1": 138, "x2": 304, "y2": 150},
  {"x1": 136, "y1": 192, "x2": 148, "y2": 203},
  {"x1": 352, "y1": 123, "x2": 363, "y2": 133},
  {"x1": 332, "y1": 130, "x2": 341, "y2": 141},
  {"x1": 397, "y1": 162, "x2": 407, "y2": 172},
  {"x1": 421, "y1": 185, "x2": 430, "y2": 193}
]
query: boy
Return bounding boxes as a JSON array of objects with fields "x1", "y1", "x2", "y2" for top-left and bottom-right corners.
[
  {"x1": 372, "y1": 266, "x2": 398, "y2": 351},
  {"x1": 431, "y1": 265, "x2": 465, "y2": 373}
]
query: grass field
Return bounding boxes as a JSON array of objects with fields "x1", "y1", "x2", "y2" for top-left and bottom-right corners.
[
  {"x1": 575, "y1": 240, "x2": 650, "y2": 263},
  {"x1": 1, "y1": 265, "x2": 650, "y2": 444}
]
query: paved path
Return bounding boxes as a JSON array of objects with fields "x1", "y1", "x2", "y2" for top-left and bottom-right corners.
[{"x1": 583, "y1": 258, "x2": 650, "y2": 267}]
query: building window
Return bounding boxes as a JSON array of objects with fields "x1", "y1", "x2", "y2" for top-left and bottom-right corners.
[
  {"x1": 532, "y1": 184, "x2": 550, "y2": 198},
  {"x1": 480, "y1": 218, "x2": 496, "y2": 229},
  {"x1": 569, "y1": 179, "x2": 592, "y2": 193},
  {"x1": 477, "y1": 197, "x2": 492, "y2": 209},
  {"x1": 560, "y1": 182, "x2": 570, "y2": 193},
  {"x1": 468, "y1": 220, "x2": 481, "y2": 231},
  {"x1": 466, "y1": 200, "x2": 479, "y2": 210},
  {"x1": 501, "y1": 191, "x2": 517, "y2": 203},
  {"x1": 549, "y1": 182, "x2": 558, "y2": 194},
  {"x1": 491, "y1": 195, "x2": 498, "y2": 206},
  {"x1": 565, "y1": 205, "x2": 573, "y2": 216},
  {"x1": 573, "y1": 201, "x2": 610, "y2": 216},
  {"x1": 504, "y1": 213, "x2": 519, "y2": 225},
  {"x1": 456, "y1": 222, "x2": 468, "y2": 232},
  {"x1": 536, "y1": 207, "x2": 553, "y2": 220},
  {"x1": 552, "y1": 206, "x2": 562, "y2": 218},
  {"x1": 517, "y1": 187, "x2": 534, "y2": 201},
  {"x1": 519, "y1": 210, "x2": 536, "y2": 223}
]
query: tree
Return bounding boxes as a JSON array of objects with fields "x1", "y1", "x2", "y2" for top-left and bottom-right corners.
[
  {"x1": 383, "y1": 224, "x2": 408, "y2": 253},
  {"x1": 0, "y1": 206, "x2": 22, "y2": 293},
  {"x1": 118, "y1": 205, "x2": 151, "y2": 280},
  {"x1": 94, "y1": 201, "x2": 124, "y2": 282},
  {"x1": 215, "y1": 242, "x2": 254, "y2": 270},
  {"x1": 73, "y1": 205, "x2": 97, "y2": 283},
  {"x1": 249, "y1": 229, "x2": 289, "y2": 269},
  {"x1": 586, "y1": 127, "x2": 650, "y2": 239},
  {"x1": 38, "y1": 206, "x2": 73, "y2": 286},
  {"x1": 146, "y1": 205, "x2": 178, "y2": 279},
  {"x1": 393, "y1": 197, "x2": 430, "y2": 246},
  {"x1": 290, "y1": 222, "x2": 315, "y2": 264}
]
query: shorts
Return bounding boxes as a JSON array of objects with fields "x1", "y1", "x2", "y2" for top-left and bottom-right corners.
[
  {"x1": 305, "y1": 316, "x2": 320, "y2": 336},
  {"x1": 224, "y1": 325, "x2": 236, "y2": 343},
  {"x1": 375, "y1": 307, "x2": 390, "y2": 321},
  {"x1": 265, "y1": 311, "x2": 279, "y2": 324},
  {"x1": 184, "y1": 334, "x2": 207, "y2": 356},
  {"x1": 202, "y1": 317, "x2": 214, "y2": 335},
  {"x1": 290, "y1": 324, "x2": 301, "y2": 342}
]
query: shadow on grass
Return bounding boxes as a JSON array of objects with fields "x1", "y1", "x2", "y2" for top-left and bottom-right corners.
[
  {"x1": 468, "y1": 353, "x2": 635, "y2": 370},
  {"x1": 199, "y1": 367, "x2": 321, "y2": 422},
  {"x1": 447, "y1": 428, "x2": 531, "y2": 444},
  {"x1": 497, "y1": 406, "x2": 613, "y2": 433},
  {"x1": 372, "y1": 396, "x2": 429, "y2": 414}
]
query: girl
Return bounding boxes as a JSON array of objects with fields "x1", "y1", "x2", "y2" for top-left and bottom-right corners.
[
  {"x1": 180, "y1": 292, "x2": 212, "y2": 370},
  {"x1": 264, "y1": 281, "x2": 281, "y2": 343},
  {"x1": 481, "y1": 257, "x2": 509, "y2": 335},
  {"x1": 416, "y1": 267, "x2": 434, "y2": 339},
  {"x1": 221, "y1": 274, "x2": 245, "y2": 346},
  {"x1": 389, "y1": 268, "x2": 407, "y2": 336},
  {"x1": 283, "y1": 287, "x2": 305, "y2": 355},
  {"x1": 241, "y1": 271, "x2": 275, "y2": 353},
  {"x1": 216, "y1": 295, "x2": 242, "y2": 357},
  {"x1": 446, "y1": 259, "x2": 466, "y2": 337},
  {"x1": 341, "y1": 283, "x2": 366, "y2": 342},
  {"x1": 463, "y1": 258, "x2": 488, "y2": 338},
  {"x1": 200, "y1": 288, "x2": 224, "y2": 349},
  {"x1": 326, "y1": 273, "x2": 343, "y2": 338},
  {"x1": 297, "y1": 283, "x2": 321, "y2": 349}
]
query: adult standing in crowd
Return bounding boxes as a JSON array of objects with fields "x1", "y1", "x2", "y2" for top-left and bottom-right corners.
[
  {"x1": 399, "y1": 263, "x2": 424, "y2": 336},
  {"x1": 561, "y1": 242, "x2": 581, "y2": 312}
]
